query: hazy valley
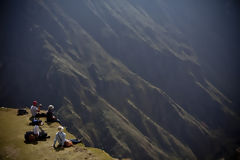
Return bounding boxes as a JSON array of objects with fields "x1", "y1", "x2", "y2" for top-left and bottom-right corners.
[{"x1": 1, "y1": 0, "x2": 240, "y2": 159}]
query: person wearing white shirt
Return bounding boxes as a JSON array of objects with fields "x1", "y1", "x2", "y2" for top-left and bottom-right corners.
[
  {"x1": 53, "y1": 126, "x2": 66, "y2": 148},
  {"x1": 30, "y1": 101, "x2": 39, "y2": 117},
  {"x1": 53, "y1": 126, "x2": 81, "y2": 148},
  {"x1": 33, "y1": 125, "x2": 48, "y2": 140},
  {"x1": 33, "y1": 125, "x2": 40, "y2": 136}
]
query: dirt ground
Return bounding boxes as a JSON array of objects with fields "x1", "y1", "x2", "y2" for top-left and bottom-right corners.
[{"x1": 0, "y1": 107, "x2": 113, "y2": 160}]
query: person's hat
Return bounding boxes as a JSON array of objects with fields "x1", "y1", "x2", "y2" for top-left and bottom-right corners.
[
  {"x1": 33, "y1": 101, "x2": 37, "y2": 106},
  {"x1": 48, "y1": 105, "x2": 54, "y2": 110},
  {"x1": 58, "y1": 126, "x2": 64, "y2": 131}
]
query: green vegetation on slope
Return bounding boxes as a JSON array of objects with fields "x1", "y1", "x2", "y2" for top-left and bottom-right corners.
[{"x1": 1, "y1": 0, "x2": 239, "y2": 160}]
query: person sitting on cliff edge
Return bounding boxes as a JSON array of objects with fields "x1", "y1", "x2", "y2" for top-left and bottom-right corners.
[
  {"x1": 46, "y1": 105, "x2": 61, "y2": 124},
  {"x1": 30, "y1": 101, "x2": 46, "y2": 122},
  {"x1": 33, "y1": 124, "x2": 49, "y2": 140},
  {"x1": 53, "y1": 126, "x2": 81, "y2": 149},
  {"x1": 53, "y1": 126, "x2": 69, "y2": 149},
  {"x1": 30, "y1": 101, "x2": 40, "y2": 118}
]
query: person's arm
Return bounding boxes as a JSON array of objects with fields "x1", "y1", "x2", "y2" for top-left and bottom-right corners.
[
  {"x1": 53, "y1": 133, "x2": 57, "y2": 148},
  {"x1": 37, "y1": 106, "x2": 40, "y2": 112},
  {"x1": 39, "y1": 126, "x2": 43, "y2": 132},
  {"x1": 33, "y1": 107, "x2": 38, "y2": 115},
  {"x1": 30, "y1": 106, "x2": 34, "y2": 116}
]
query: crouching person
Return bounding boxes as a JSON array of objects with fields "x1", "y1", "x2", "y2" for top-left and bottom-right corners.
[{"x1": 33, "y1": 124, "x2": 49, "y2": 140}]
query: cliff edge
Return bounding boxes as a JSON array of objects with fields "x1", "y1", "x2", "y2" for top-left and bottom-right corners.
[{"x1": 0, "y1": 107, "x2": 114, "y2": 160}]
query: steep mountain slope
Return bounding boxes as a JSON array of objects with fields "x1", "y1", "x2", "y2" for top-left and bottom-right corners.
[
  {"x1": 0, "y1": 107, "x2": 114, "y2": 160},
  {"x1": 1, "y1": 0, "x2": 239, "y2": 160},
  {"x1": 56, "y1": 0, "x2": 240, "y2": 134}
]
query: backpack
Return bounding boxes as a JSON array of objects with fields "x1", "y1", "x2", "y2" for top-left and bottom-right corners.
[
  {"x1": 24, "y1": 131, "x2": 36, "y2": 142},
  {"x1": 64, "y1": 140, "x2": 73, "y2": 147},
  {"x1": 17, "y1": 109, "x2": 28, "y2": 115}
]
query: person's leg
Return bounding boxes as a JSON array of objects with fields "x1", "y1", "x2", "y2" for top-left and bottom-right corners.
[
  {"x1": 29, "y1": 116, "x2": 35, "y2": 121},
  {"x1": 40, "y1": 113, "x2": 47, "y2": 117},
  {"x1": 36, "y1": 113, "x2": 46, "y2": 117},
  {"x1": 38, "y1": 131, "x2": 48, "y2": 139},
  {"x1": 52, "y1": 117, "x2": 62, "y2": 124},
  {"x1": 42, "y1": 131, "x2": 47, "y2": 137},
  {"x1": 35, "y1": 113, "x2": 41, "y2": 117},
  {"x1": 56, "y1": 119, "x2": 61, "y2": 124},
  {"x1": 70, "y1": 139, "x2": 81, "y2": 144}
]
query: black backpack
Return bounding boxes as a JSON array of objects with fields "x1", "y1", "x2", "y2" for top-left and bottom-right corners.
[
  {"x1": 17, "y1": 109, "x2": 28, "y2": 115},
  {"x1": 24, "y1": 131, "x2": 35, "y2": 142}
]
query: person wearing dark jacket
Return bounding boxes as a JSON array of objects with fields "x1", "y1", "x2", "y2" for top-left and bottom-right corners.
[{"x1": 46, "y1": 105, "x2": 61, "y2": 124}]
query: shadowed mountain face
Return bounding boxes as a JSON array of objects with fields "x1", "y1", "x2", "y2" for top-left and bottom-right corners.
[{"x1": 1, "y1": 0, "x2": 240, "y2": 159}]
